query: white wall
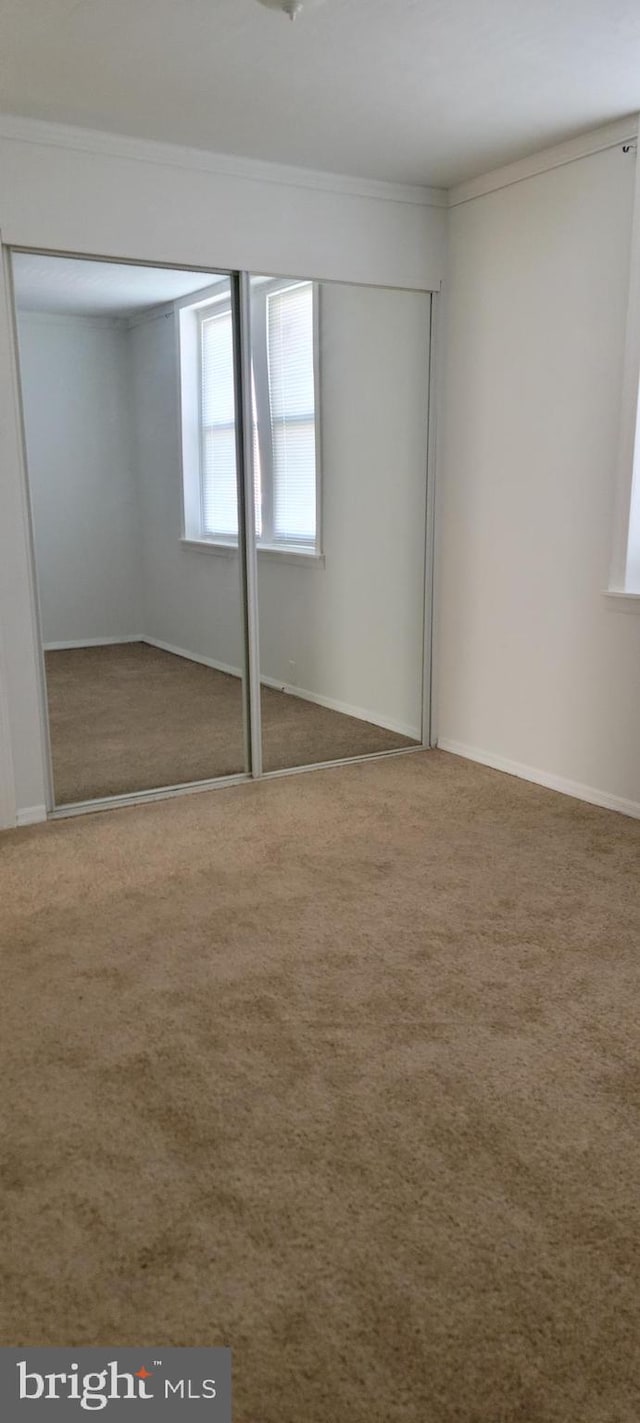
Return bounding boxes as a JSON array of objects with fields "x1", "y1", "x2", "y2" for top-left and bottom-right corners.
[
  {"x1": 16, "y1": 313, "x2": 140, "y2": 646},
  {"x1": 129, "y1": 283, "x2": 430, "y2": 739},
  {"x1": 0, "y1": 116, "x2": 446, "y2": 824},
  {"x1": 438, "y1": 143, "x2": 640, "y2": 814}
]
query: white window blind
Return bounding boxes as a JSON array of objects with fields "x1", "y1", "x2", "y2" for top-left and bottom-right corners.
[
  {"x1": 201, "y1": 310, "x2": 237, "y2": 540},
  {"x1": 200, "y1": 312, "x2": 261, "y2": 541},
  {"x1": 267, "y1": 282, "x2": 317, "y2": 548},
  {"x1": 195, "y1": 281, "x2": 318, "y2": 553}
]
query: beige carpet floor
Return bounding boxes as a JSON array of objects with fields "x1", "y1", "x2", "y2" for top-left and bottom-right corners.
[
  {"x1": 45, "y1": 642, "x2": 416, "y2": 804},
  {"x1": 2, "y1": 751, "x2": 640, "y2": 1421}
]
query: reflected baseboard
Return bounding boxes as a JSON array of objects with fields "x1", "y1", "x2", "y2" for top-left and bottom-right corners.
[
  {"x1": 43, "y1": 634, "x2": 420, "y2": 742},
  {"x1": 260, "y1": 674, "x2": 420, "y2": 740},
  {"x1": 141, "y1": 635, "x2": 241, "y2": 681},
  {"x1": 142, "y1": 635, "x2": 420, "y2": 741},
  {"x1": 44, "y1": 635, "x2": 144, "y2": 651}
]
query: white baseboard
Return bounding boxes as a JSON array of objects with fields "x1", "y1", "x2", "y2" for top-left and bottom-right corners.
[
  {"x1": 44, "y1": 635, "x2": 143, "y2": 651},
  {"x1": 16, "y1": 803, "x2": 47, "y2": 827},
  {"x1": 142, "y1": 637, "x2": 420, "y2": 740},
  {"x1": 437, "y1": 737, "x2": 640, "y2": 821},
  {"x1": 141, "y1": 636, "x2": 241, "y2": 680}
]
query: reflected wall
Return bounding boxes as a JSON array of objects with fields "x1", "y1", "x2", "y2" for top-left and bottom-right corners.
[{"x1": 249, "y1": 276, "x2": 431, "y2": 771}]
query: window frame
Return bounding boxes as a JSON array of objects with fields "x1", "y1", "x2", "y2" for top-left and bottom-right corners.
[{"x1": 178, "y1": 276, "x2": 323, "y2": 564}]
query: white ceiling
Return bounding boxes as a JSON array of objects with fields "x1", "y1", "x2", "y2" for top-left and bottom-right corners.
[
  {"x1": 12, "y1": 254, "x2": 224, "y2": 317},
  {"x1": 0, "y1": 0, "x2": 638, "y2": 187}
]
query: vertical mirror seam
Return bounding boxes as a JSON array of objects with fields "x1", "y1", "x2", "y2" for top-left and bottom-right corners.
[
  {"x1": 235, "y1": 271, "x2": 263, "y2": 778},
  {"x1": 422, "y1": 290, "x2": 436, "y2": 748}
]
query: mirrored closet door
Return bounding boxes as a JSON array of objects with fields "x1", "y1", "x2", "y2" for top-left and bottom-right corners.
[
  {"x1": 12, "y1": 254, "x2": 249, "y2": 806},
  {"x1": 11, "y1": 250, "x2": 432, "y2": 814},
  {"x1": 248, "y1": 274, "x2": 431, "y2": 773}
]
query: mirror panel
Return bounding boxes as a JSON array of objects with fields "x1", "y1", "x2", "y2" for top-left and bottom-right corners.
[
  {"x1": 248, "y1": 274, "x2": 430, "y2": 772},
  {"x1": 12, "y1": 254, "x2": 248, "y2": 804}
]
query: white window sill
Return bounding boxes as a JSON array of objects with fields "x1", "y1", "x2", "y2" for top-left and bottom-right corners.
[
  {"x1": 181, "y1": 538, "x2": 325, "y2": 568},
  {"x1": 602, "y1": 590, "x2": 640, "y2": 612},
  {"x1": 259, "y1": 545, "x2": 325, "y2": 567},
  {"x1": 182, "y1": 538, "x2": 236, "y2": 558}
]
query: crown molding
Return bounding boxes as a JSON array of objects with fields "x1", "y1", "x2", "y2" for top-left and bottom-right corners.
[
  {"x1": 0, "y1": 112, "x2": 447, "y2": 210},
  {"x1": 0, "y1": 109, "x2": 636, "y2": 216},
  {"x1": 448, "y1": 114, "x2": 639, "y2": 208},
  {"x1": 16, "y1": 309, "x2": 126, "y2": 330}
]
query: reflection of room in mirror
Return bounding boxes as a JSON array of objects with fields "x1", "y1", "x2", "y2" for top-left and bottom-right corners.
[
  {"x1": 250, "y1": 275, "x2": 431, "y2": 771},
  {"x1": 13, "y1": 253, "x2": 431, "y2": 806},
  {"x1": 13, "y1": 253, "x2": 249, "y2": 804}
]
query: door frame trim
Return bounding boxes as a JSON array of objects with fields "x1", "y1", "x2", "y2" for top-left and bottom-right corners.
[{"x1": 1, "y1": 240, "x2": 55, "y2": 816}]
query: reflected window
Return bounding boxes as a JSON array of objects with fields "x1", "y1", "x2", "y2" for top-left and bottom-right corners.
[
  {"x1": 181, "y1": 279, "x2": 319, "y2": 556},
  {"x1": 200, "y1": 307, "x2": 238, "y2": 540},
  {"x1": 266, "y1": 282, "x2": 317, "y2": 549}
]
